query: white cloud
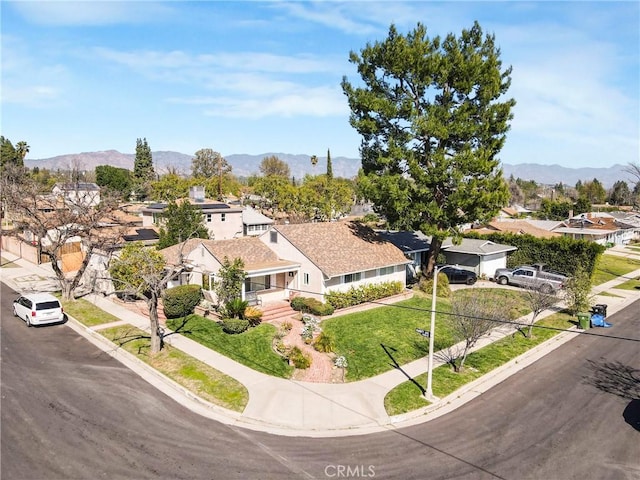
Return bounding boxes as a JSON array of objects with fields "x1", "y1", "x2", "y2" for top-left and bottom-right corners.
[{"x1": 0, "y1": 35, "x2": 69, "y2": 107}]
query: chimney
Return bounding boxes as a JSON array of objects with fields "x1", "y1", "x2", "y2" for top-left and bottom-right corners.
[{"x1": 189, "y1": 186, "x2": 205, "y2": 203}]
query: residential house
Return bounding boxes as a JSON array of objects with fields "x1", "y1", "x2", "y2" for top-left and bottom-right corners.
[
  {"x1": 52, "y1": 182, "x2": 101, "y2": 208},
  {"x1": 261, "y1": 221, "x2": 410, "y2": 302},
  {"x1": 242, "y1": 206, "x2": 274, "y2": 237},
  {"x1": 141, "y1": 186, "x2": 273, "y2": 241},
  {"x1": 379, "y1": 230, "x2": 517, "y2": 279},
  {"x1": 440, "y1": 238, "x2": 517, "y2": 278},
  {"x1": 141, "y1": 186, "x2": 244, "y2": 240},
  {"x1": 553, "y1": 212, "x2": 639, "y2": 245},
  {"x1": 159, "y1": 237, "x2": 299, "y2": 305},
  {"x1": 469, "y1": 219, "x2": 562, "y2": 239}
]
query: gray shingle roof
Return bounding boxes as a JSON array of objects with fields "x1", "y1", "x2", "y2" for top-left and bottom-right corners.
[
  {"x1": 274, "y1": 221, "x2": 410, "y2": 278},
  {"x1": 159, "y1": 237, "x2": 297, "y2": 273}
]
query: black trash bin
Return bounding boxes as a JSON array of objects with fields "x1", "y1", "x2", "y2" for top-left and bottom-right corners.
[{"x1": 590, "y1": 304, "x2": 608, "y2": 318}]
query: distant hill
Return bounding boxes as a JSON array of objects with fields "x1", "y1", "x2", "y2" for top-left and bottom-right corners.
[{"x1": 25, "y1": 150, "x2": 632, "y2": 187}]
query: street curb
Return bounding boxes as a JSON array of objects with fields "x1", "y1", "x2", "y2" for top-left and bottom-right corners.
[
  {"x1": 64, "y1": 315, "x2": 246, "y2": 427},
  {"x1": 388, "y1": 327, "x2": 582, "y2": 430}
]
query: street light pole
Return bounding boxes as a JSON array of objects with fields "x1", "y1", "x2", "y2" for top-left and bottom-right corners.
[{"x1": 425, "y1": 264, "x2": 446, "y2": 401}]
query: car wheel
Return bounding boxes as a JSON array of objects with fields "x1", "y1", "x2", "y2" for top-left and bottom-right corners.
[
  {"x1": 540, "y1": 284, "x2": 553, "y2": 294},
  {"x1": 13, "y1": 307, "x2": 18, "y2": 317},
  {"x1": 467, "y1": 277, "x2": 477, "y2": 285},
  {"x1": 497, "y1": 276, "x2": 508, "y2": 285},
  {"x1": 25, "y1": 316, "x2": 32, "y2": 327}
]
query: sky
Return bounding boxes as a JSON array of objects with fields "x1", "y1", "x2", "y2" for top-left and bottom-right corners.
[{"x1": 1, "y1": 1, "x2": 638, "y2": 169}]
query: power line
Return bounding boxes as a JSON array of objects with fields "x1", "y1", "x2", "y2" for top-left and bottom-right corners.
[{"x1": 200, "y1": 276, "x2": 640, "y2": 343}]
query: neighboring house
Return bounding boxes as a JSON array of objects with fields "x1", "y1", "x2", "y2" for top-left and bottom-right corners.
[
  {"x1": 52, "y1": 182, "x2": 101, "y2": 207},
  {"x1": 141, "y1": 186, "x2": 244, "y2": 240},
  {"x1": 552, "y1": 212, "x2": 639, "y2": 245},
  {"x1": 379, "y1": 231, "x2": 517, "y2": 279},
  {"x1": 261, "y1": 221, "x2": 410, "y2": 302},
  {"x1": 141, "y1": 186, "x2": 273, "y2": 241},
  {"x1": 469, "y1": 219, "x2": 562, "y2": 239},
  {"x1": 496, "y1": 205, "x2": 532, "y2": 219},
  {"x1": 440, "y1": 238, "x2": 517, "y2": 278},
  {"x1": 159, "y1": 237, "x2": 299, "y2": 305},
  {"x1": 242, "y1": 206, "x2": 274, "y2": 237}
]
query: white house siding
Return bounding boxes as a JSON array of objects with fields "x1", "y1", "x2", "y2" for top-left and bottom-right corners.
[
  {"x1": 259, "y1": 232, "x2": 326, "y2": 301},
  {"x1": 443, "y1": 252, "x2": 507, "y2": 278},
  {"x1": 202, "y1": 211, "x2": 243, "y2": 240},
  {"x1": 477, "y1": 253, "x2": 507, "y2": 278},
  {"x1": 323, "y1": 266, "x2": 406, "y2": 296}
]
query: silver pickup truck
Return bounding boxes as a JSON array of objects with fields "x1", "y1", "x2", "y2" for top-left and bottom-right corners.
[{"x1": 493, "y1": 265, "x2": 568, "y2": 293}]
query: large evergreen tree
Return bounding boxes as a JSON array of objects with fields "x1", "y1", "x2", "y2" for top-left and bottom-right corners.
[
  {"x1": 95, "y1": 165, "x2": 132, "y2": 198},
  {"x1": 133, "y1": 138, "x2": 155, "y2": 200},
  {"x1": 342, "y1": 22, "x2": 514, "y2": 275}
]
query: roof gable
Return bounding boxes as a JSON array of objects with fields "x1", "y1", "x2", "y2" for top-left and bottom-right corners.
[{"x1": 273, "y1": 221, "x2": 409, "y2": 278}]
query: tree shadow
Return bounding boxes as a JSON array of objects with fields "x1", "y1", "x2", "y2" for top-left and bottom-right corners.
[
  {"x1": 582, "y1": 359, "x2": 640, "y2": 431},
  {"x1": 381, "y1": 343, "x2": 425, "y2": 395},
  {"x1": 582, "y1": 359, "x2": 640, "y2": 400}
]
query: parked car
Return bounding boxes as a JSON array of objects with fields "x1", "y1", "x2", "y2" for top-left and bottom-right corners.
[
  {"x1": 439, "y1": 266, "x2": 477, "y2": 285},
  {"x1": 13, "y1": 293, "x2": 65, "y2": 327},
  {"x1": 493, "y1": 266, "x2": 567, "y2": 293}
]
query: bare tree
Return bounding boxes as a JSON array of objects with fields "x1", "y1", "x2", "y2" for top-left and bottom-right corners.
[
  {"x1": 108, "y1": 241, "x2": 193, "y2": 354},
  {"x1": 623, "y1": 162, "x2": 640, "y2": 184},
  {"x1": 3, "y1": 177, "x2": 124, "y2": 300},
  {"x1": 437, "y1": 292, "x2": 514, "y2": 372},
  {"x1": 520, "y1": 286, "x2": 560, "y2": 338}
]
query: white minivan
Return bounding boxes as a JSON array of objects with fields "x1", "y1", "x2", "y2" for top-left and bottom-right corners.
[{"x1": 13, "y1": 293, "x2": 65, "y2": 326}]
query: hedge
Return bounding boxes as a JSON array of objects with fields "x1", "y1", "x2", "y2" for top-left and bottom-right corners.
[
  {"x1": 290, "y1": 297, "x2": 335, "y2": 316},
  {"x1": 324, "y1": 281, "x2": 404, "y2": 310},
  {"x1": 162, "y1": 284, "x2": 203, "y2": 319},
  {"x1": 463, "y1": 232, "x2": 605, "y2": 277}
]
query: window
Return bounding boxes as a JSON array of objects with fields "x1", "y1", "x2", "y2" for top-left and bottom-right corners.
[
  {"x1": 270, "y1": 231, "x2": 278, "y2": 243},
  {"x1": 379, "y1": 266, "x2": 394, "y2": 276},
  {"x1": 344, "y1": 272, "x2": 362, "y2": 283},
  {"x1": 221, "y1": 213, "x2": 226, "y2": 222},
  {"x1": 206, "y1": 214, "x2": 212, "y2": 222},
  {"x1": 303, "y1": 273, "x2": 310, "y2": 285},
  {"x1": 245, "y1": 275, "x2": 271, "y2": 292}
]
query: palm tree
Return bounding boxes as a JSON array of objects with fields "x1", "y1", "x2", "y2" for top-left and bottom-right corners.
[{"x1": 15, "y1": 141, "x2": 29, "y2": 166}]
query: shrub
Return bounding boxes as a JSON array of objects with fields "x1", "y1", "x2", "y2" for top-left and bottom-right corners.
[
  {"x1": 162, "y1": 284, "x2": 203, "y2": 319},
  {"x1": 224, "y1": 298, "x2": 248, "y2": 319},
  {"x1": 221, "y1": 318, "x2": 250, "y2": 334},
  {"x1": 288, "y1": 346, "x2": 311, "y2": 369},
  {"x1": 290, "y1": 296, "x2": 335, "y2": 316},
  {"x1": 325, "y1": 281, "x2": 404, "y2": 309},
  {"x1": 290, "y1": 296, "x2": 308, "y2": 311},
  {"x1": 243, "y1": 306, "x2": 263, "y2": 326},
  {"x1": 313, "y1": 331, "x2": 335, "y2": 353},
  {"x1": 418, "y1": 273, "x2": 451, "y2": 299}
]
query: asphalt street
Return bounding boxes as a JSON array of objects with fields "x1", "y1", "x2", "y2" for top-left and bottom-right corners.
[{"x1": 2, "y1": 280, "x2": 639, "y2": 480}]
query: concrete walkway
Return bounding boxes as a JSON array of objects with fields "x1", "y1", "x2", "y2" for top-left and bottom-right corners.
[{"x1": 2, "y1": 247, "x2": 639, "y2": 437}]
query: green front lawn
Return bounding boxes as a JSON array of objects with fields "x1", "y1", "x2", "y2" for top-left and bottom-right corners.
[
  {"x1": 166, "y1": 315, "x2": 294, "y2": 379},
  {"x1": 593, "y1": 254, "x2": 640, "y2": 285},
  {"x1": 61, "y1": 297, "x2": 122, "y2": 327},
  {"x1": 384, "y1": 311, "x2": 575, "y2": 415},
  {"x1": 322, "y1": 289, "x2": 530, "y2": 382},
  {"x1": 101, "y1": 325, "x2": 249, "y2": 412}
]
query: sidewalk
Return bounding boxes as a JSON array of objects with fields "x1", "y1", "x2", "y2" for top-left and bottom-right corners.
[{"x1": 2, "y1": 250, "x2": 639, "y2": 437}]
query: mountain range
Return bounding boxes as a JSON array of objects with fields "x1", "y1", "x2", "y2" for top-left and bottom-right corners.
[{"x1": 24, "y1": 150, "x2": 632, "y2": 188}]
